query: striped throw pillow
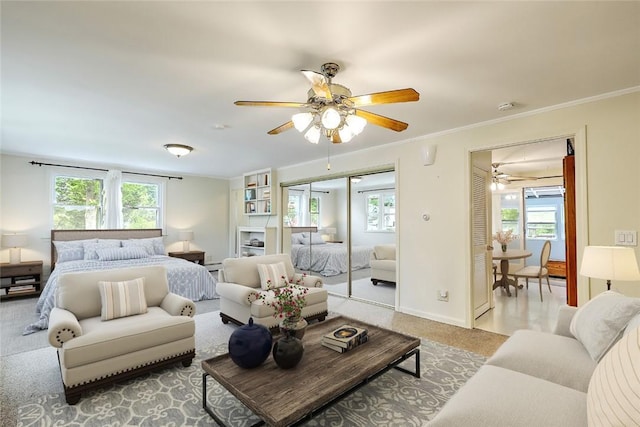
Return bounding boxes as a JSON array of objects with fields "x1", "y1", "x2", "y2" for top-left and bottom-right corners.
[
  {"x1": 257, "y1": 262, "x2": 290, "y2": 290},
  {"x1": 587, "y1": 326, "x2": 640, "y2": 426},
  {"x1": 98, "y1": 278, "x2": 148, "y2": 321},
  {"x1": 96, "y1": 246, "x2": 149, "y2": 261}
]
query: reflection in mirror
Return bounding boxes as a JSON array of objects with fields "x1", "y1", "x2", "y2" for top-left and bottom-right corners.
[{"x1": 281, "y1": 170, "x2": 396, "y2": 307}]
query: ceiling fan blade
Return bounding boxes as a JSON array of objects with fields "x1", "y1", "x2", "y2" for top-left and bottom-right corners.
[
  {"x1": 267, "y1": 121, "x2": 294, "y2": 135},
  {"x1": 331, "y1": 132, "x2": 342, "y2": 144},
  {"x1": 235, "y1": 101, "x2": 308, "y2": 108},
  {"x1": 301, "y1": 70, "x2": 331, "y2": 99},
  {"x1": 348, "y1": 88, "x2": 420, "y2": 107},
  {"x1": 354, "y1": 109, "x2": 409, "y2": 132}
]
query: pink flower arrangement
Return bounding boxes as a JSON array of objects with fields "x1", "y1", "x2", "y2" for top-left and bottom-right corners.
[
  {"x1": 493, "y1": 230, "x2": 518, "y2": 245},
  {"x1": 258, "y1": 286, "x2": 308, "y2": 320}
]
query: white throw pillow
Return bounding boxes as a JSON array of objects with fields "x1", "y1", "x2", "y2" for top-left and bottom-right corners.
[
  {"x1": 124, "y1": 237, "x2": 165, "y2": 255},
  {"x1": 300, "y1": 233, "x2": 326, "y2": 245},
  {"x1": 570, "y1": 290, "x2": 640, "y2": 361},
  {"x1": 587, "y1": 326, "x2": 640, "y2": 426},
  {"x1": 98, "y1": 278, "x2": 148, "y2": 321},
  {"x1": 257, "y1": 262, "x2": 290, "y2": 290},
  {"x1": 56, "y1": 247, "x2": 85, "y2": 263},
  {"x1": 121, "y1": 239, "x2": 156, "y2": 256}
]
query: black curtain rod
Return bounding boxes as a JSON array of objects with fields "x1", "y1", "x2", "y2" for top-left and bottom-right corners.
[
  {"x1": 29, "y1": 161, "x2": 183, "y2": 180},
  {"x1": 357, "y1": 187, "x2": 395, "y2": 194}
]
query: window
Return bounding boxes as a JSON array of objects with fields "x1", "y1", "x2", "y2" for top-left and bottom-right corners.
[
  {"x1": 52, "y1": 173, "x2": 163, "y2": 230},
  {"x1": 526, "y1": 206, "x2": 557, "y2": 239},
  {"x1": 500, "y1": 208, "x2": 519, "y2": 233},
  {"x1": 284, "y1": 192, "x2": 320, "y2": 227},
  {"x1": 366, "y1": 192, "x2": 395, "y2": 232}
]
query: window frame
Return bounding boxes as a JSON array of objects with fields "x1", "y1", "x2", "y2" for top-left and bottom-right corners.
[
  {"x1": 49, "y1": 169, "x2": 166, "y2": 231},
  {"x1": 366, "y1": 190, "x2": 395, "y2": 233}
]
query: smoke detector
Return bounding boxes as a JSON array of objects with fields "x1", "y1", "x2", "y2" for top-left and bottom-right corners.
[{"x1": 497, "y1": 102, "x2": 515, "y2": 111}]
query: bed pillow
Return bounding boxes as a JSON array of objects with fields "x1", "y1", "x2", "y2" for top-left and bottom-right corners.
[
  {"x1": 83, "y1": 240, "x2": 122, "y2": 260},
  {"x1": 569, "y1": 290, "x2": 640, "y2": 361},
  {"x1": 53, "y1": 239, "x2": 97, "y2": 262},
  {"x1": 98, "y1": 277, "x2": 148, "y2": 321},
  {"x1": 56, "y1": 247, "x2": 85, "y2": 263},
  {"x1": 300, "y1": 233, "x2": 326, "y2": 245},
  {"x1": 96, "y1": 246, "x2": 150, "y2": 261},
  {"x1": 121, "y1": 239, "x2": 155, "y2": 256},
  {"x1": 124, "y1": 237, "x2": 166, "y2": 255},
  {"x1": 257, "y1": 262, "x2": 290, "y2": 290},
  {"x1": 291, "y1": 233, "x2": 305, "y2": 245}
]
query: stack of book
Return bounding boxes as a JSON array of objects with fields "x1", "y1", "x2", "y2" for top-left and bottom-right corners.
[
  {"x1": 321, "y1": 324, "x2": 369, "y2": 353},
  {"x1": 8, "y1": 284, "x2": 36, "y2": 294}
]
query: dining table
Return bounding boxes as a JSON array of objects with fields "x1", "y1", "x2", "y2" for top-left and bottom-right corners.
[{"x1": 492, "y1": 248, "x2": 532, "y2": 296}]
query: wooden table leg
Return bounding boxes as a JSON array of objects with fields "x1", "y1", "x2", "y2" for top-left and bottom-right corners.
[{"x1": 491, "y1": 259, "x2": 514, "y2": 296}]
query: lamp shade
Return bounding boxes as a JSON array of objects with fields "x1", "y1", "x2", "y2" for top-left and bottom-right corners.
[
  {"x1": 580, "y1": 246, "x2": 640, "y2": 281},
  {"x1": 178, "y1": 231, "x2": 194, "y2": 242},
  {"x1": 2, "y1": 234, "x2": 28, "y2": 248},
  {"x1": 323, "y1": 227, "x2": 337, "y2": 236}
]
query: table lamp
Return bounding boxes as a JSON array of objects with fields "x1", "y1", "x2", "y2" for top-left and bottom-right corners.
[
  {"x1": 2, "y1": 233, "x2": 28, "y2": 264},
  {"x1": 178, "y1": 231, "x2": 194, "y2": 252},
  {"x1": 580, "y1": 246, "x2": 640, "y2": 290},
  {"x1": 323, "y1": 227, "x2": 337, "y2": 242}
]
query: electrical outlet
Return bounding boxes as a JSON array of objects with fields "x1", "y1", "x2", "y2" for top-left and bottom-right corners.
[{"x1": 437, "y1": 290, "x2": 449, "y2": 302}]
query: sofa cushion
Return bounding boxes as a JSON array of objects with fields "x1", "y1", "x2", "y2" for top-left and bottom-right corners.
[
  {"x1": 257, "y1": 262, "x2": 290, "y2": 290},
  {"x1": 99, "y1": 278, "x2": 148, "y2": 320},
  {"x1": 569, "y1": 290, "x2": 640, "y2": 361},
  {"x1": 486, "y1": 329, "x2": 597, "y2": 392},
  {"x1": 60, "y1": 307, "x2": 194, "y2": 368},
  {"x1": 426, "y1": 365, "x2": 587, "y2": 427},
  {"x1": 587, "y1": 326, "x2": 640, "y2": 426},
  {"x1": 222, "y1": 254, "x2": 295, "y2": 288}
]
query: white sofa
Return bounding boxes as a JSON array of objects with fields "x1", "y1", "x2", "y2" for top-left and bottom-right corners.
[
  {"x1": 48, "y1": 265, "x2": 196, "y2": 404},
  {"x1": 370, "y1": 244, "x2": 396, "y2": 285},
  {"x1": 427, "y1": 290, "x2": 640, "y2": 426},
  {"x1": 216, "y1": 253, "x2": 328, "y2": 330}
]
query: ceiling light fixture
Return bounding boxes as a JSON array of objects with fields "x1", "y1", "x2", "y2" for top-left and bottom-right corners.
[
  {"x1": 351, "y1": 176, "x2": 363, "y2": 183},
  {"x1": 164, "y1": 144, "x2": 193, "y2": 158},
  {"x1": 498, "y1": 102, "x2": 515, "y2": 111}
]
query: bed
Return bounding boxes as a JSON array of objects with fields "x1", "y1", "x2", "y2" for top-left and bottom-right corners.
[
  {"x1": 289, "y1": 230, "x2": 373, "y2": 277},
  {"x1": 23, "y1": 229, "x2": 217, "y2": 335}
]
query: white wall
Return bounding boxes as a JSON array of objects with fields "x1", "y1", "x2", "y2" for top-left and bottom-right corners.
[
  {"x1": 0, "y1": 154, "x2": 230, "y2": 275},
  {"x1": 272, "y1": 90, "x2": 640, "y2": 328}
]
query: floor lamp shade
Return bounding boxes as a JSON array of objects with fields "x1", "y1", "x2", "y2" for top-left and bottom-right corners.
[
  {"x1": 179, "y1": 231, "x2": 194, "y2": 252},
  {"x1": 580, "y1": 246, "x2": 640, "y2": 289},
  {"x1": 2, "y1": 233, "x2": 28, "y2": 264}
]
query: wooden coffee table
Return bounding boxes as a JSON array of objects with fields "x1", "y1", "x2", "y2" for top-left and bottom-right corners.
[{"x1": 202, "y1": 316, "x2": 421, "y2": 427}]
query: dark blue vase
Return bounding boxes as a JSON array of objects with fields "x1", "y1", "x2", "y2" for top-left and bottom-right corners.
[
  {"x1": 228, "y1": 318, "x2": 273, "y2": 369},
  {"x1": 272, "y1": 334, "x2": 304, "y2": 369}
]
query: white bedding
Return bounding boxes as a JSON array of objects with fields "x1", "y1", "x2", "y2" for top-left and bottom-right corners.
[
  {"x1": 290, "y1": 243, "x2": 373, "y2": 277},
  {"x1": 23, "y1": 255, "x2": 217, "y2": 335}
]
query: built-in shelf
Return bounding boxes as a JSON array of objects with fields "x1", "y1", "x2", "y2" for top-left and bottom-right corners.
[
  {"x1": 244, "y1": 168, "x2": 274, "y2": 216},
  {"x1": 238, "y1": 226, "x2": 277, "y2": 257}
]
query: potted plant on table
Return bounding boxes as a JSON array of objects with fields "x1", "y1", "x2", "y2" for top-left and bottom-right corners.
[{"x1": 258, "y1": 283, "x2": 309, "y2": 339}]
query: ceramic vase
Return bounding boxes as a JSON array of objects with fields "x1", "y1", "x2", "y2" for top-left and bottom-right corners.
[
  {"x1": 228, "y1": 318, "x2": 273, "y2": 369},
  {"x1": 279, "y1": 316, "x2": 308, "y2": 340},
  {"x1": 272, "y1": 334, "x2": 304, "y2": 369}
]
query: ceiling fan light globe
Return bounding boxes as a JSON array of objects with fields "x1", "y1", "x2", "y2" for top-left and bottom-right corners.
[
  {"x1": 346, "y1": 114, "x2": 366, "y2": 135},
  {"x1": 338, "y1": 125, "x2": 354, "y2": 143},
  {"x1": 292, "y1": 112, "x2": 313, "y2": 132},
  {"x1": 490, "y1": 182, "x2": 497, "y2": 191},
  {"x1": 498, "y1": 182, "x2": 505, "y2": 190},
  {"x1": 320, "y1": 107, "x2": 341, "y2": 130},
  {"x1": 304, "y1": 126, "x2": 321, "y2": 144}
]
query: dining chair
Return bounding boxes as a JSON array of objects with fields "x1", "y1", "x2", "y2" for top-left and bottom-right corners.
[{"x1": 510, "y1": 240, "x2": 552, "y2": 301}]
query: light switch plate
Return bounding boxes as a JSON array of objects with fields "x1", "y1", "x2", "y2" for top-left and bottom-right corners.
[{"x1": 615, "y1": 230, "x2": 637, "y2": 246}]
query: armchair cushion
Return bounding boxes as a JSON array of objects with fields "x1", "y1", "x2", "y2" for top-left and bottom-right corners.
[
  {"x1": 257, "y1": 262, "x2": 290, "y2": 290},
  {"x1": 99, "y1": 278, "x2": 148, "y2": 320}
]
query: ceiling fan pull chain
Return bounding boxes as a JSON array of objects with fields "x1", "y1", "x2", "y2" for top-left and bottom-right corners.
[{"x1": 327, "y1": 144, "x2": 331, "y2": 170}]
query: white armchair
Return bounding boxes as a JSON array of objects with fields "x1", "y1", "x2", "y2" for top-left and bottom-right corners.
[
  {"x1": 370, "y1": 244, "x2": 396, "y2": 285},
  {"x1": 216, "y1": 253, "x2": 328, "y2": 330},
  {"x1": 48, "y1": 265, "x2": 196, "y2": 404}
]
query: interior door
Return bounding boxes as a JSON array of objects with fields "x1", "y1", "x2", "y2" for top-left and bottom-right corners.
[{"x1": 472, "y1": 164, "x2": 493, "y2": 318}]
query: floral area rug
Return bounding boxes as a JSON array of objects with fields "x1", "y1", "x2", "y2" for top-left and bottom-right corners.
[{"x1": 17, "y1": 319, "x2": 485, "y2": 426}]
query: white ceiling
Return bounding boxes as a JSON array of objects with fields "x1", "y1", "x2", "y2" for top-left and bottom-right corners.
[{"x1": 2, "y1": 1, "x2": 639, "y2": 179}]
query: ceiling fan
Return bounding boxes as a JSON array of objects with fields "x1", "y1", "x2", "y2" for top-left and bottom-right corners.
[
  {"x1": 234, "y1": 62, "x2": 420, "y2": 144},
  {"x1": 491, "y1": 162, "x2": 543, "y2": 184}
]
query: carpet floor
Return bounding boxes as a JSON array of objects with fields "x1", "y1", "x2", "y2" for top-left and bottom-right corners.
[{"x1": 13, "y1": 311, "x2": 486, "y2": 426}]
